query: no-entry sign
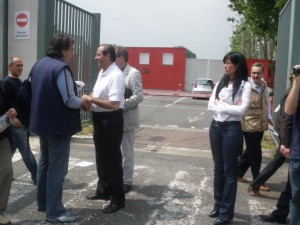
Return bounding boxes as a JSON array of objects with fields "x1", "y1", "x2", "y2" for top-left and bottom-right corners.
[
  {"x1": 16, "y1": 13, "x2": 28, "y2": 27},
  {"x1": 14, "y1": 11, "x2": 30, "y2": 39}
]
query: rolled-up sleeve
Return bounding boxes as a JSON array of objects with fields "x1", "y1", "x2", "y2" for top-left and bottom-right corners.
[{"x1": 57, "y1": 69, "x2": 82, "y2": 109}]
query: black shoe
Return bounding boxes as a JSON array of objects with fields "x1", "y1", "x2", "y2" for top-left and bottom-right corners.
[
  {"x1": 86, "y1": 192, "x2": 110, "y2": 201},
  {"x1": 37, "y1": 207, "x2": 46, "y2": 212},
  {"x1": 208, "y1": 209, "x2": 219, "y2": 218},
  {"x1": 46, "y1": 212, "x2": 77, "y2": 223},
  {"x1": 214, "y1": 218, "x2": 230, "y2": 225},
  {"x1": 124, "y1": 184, "x2": 132, "y2": 194},
  {"x1": 102, "y1": 203, "x2": 125, "y2": 214},
  {"x1": 259, "y1": 214, "x2": 286, "y2": 224}
]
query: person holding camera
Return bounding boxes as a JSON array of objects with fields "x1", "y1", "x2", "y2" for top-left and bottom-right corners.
[{"x1": 285, "y1": 65, "x2": 300, "y2": 225}]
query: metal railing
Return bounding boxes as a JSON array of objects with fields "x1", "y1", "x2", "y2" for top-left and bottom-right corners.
[{"x1": 38, "y1": 0, "x2": 100, "y2": 121}]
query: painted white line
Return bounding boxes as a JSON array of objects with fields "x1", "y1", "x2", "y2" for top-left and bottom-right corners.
[
  {"x1": 248, "y1": 198, "x2": 273, "y2": 224},
  {"x1": 164, "y1": 97, "x2": 186, "y2": 108},
  {"x1": 140, "y1": 104, "x2": 205, "y2": 110},
  {"x1": 187, "y1": 112, "x2": 206, "y2": 123},
  {"x1": 9, "y1": 158, "x2": 85, "y2": 205},
  {"x1": 75, "y1": 161, "x2": 94, "y2": 167},
  {"x1": 145, "y1": 169, "x2": 209, "y2": 225},
  {"x1": 12, "y1": 150, "x2": 39, "y2": 163}
]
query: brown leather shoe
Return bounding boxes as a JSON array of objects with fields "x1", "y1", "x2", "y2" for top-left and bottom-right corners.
[
  {"x1": 237, "y1": 176, "x2": 248, "y2": 183},
  {"x1": 259, "y1": 184, "x2": 270, "y2": 192},
  {"x1": 248, "y1": 187, "x2": 265, "y2": 197}
]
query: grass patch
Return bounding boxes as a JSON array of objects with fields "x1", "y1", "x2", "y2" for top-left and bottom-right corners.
[
  {"x1": 78, "y1": 121, "x2": 93, "y2": 135},
  {"x1": 262, "y1": 131, "x2": 277, "y2": 153}
]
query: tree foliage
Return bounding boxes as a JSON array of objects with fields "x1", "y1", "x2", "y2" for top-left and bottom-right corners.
[
  {"x1": 185, "y1": 48, "x2": 197, "y2": 58},
  {"x1": 175, "y1": 46, "x2": 197, "y2": 58},
  {"x1": 228, "y1": 0, "x2": 288, "y2": 59}
]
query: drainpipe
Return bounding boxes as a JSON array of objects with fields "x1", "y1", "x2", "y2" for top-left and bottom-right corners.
[{"x1": 2, "y1": 0, "x2": 8, "y2": 76}]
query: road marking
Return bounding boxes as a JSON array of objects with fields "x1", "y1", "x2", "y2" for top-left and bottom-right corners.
[
  {"x1": 140, "y1": 104, "x2": 206, "y2": 110},
  {"x1": 187, "y1": 112, "x2": 206, "y2": 123},
  {"x1": 164, "y1": 97, "x2": 186, "y2": 107},
  {"x1": 248, "y1": 198, "x2": 273, "y2": 224},
  {"x1": 75, "y1": 162, "x2": 94, "y2": 167},
  {"x1": 12, "y1": 150, "x2": 39, "y2": 163},
  {"x1": 145, "y1": 169, "x2": 210, "y2": 225}
]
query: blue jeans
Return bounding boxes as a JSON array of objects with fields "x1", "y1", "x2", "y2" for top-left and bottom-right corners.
[
  {"x1": 11, "y1": 126, "x2": 37, "y2": 183},
  {"x1": 289, "y1": 159, "x2": 300, "y2": 225},
  {"x1": 209, "y1": 121, "x2": 242, "y2": 221},
  {"x1": 36, "y1": 135, "x2": 71, "y2": 219}
]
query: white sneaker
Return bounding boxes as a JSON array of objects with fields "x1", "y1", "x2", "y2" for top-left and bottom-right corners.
[{"x1": 0, "y1": 212, "x2": 11, "y2": 225}]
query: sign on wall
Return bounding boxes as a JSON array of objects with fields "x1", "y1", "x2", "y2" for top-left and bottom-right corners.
[{"x1": 14, "y1": 11, "x2": 30, "y2": 39}]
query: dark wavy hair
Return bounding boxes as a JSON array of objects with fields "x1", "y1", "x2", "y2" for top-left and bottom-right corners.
[
  {"x1": 215, "y1": 52, "x2": 248, "y2": 102},
  {"x1": 100, "y1": 44, "x2": 116, "y2": 62},
  {"x1": 47, "y1": 34, "x2": 74, "y2": 58}
]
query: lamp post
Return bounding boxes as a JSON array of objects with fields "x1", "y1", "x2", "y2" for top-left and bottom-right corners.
[{"x1": 240, "y1": 26, "x2": 246, "y2": 53}]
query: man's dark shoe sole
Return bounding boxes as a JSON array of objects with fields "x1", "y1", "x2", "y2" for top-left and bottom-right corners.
[
  {"x1": 208, "y1": 209, "x2": 219, "y2": 218},
  {"x1": 259, "y1": 214, "x2": 286, "y2": 224},
  {"x1": 86, "y1": 193, "x2": 110, "y2": 201},
  {"x1": 103, "y1": 203, "x2": 125, "y2": 214},
  {"x1": 124, "y1": 184, "x2": 132, "y2": 194}
]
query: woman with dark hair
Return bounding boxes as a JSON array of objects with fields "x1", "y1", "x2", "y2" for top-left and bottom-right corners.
[{"x1": 207, "y1": 52, "x2": 251, "y2": 225}]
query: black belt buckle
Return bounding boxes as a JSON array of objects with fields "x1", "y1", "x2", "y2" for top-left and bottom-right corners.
[
  {"x1": 212, "y1": 120, "x2": 239, "y2": 127},
  {"x1": 213, "y1": 120, "x2": 227, "y2": 127}
]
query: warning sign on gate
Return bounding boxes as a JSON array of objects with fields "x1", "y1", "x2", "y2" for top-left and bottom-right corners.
[{"x1": 14, "y1": 11, "x2": 30, "y2": 39}]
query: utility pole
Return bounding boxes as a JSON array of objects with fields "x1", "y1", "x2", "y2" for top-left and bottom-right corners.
[{"x1": 240, "y1": 26, "x2": 246, "y2": 53}]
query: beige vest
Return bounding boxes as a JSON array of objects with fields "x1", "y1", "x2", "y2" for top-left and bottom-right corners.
[{"x1": 242, "y1": 82, "x2": 269, "y2": 132}]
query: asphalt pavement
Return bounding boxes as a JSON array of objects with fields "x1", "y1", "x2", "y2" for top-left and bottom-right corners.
[{"x1": 8, "y1": 90, "x2": 289, "y2": 225}]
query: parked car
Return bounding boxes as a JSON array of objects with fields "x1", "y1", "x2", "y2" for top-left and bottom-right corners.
[{"x1": 192, "y1": 78, "x2": 215, "y2": 99}]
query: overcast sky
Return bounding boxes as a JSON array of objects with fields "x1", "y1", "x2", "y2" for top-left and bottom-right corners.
[{"x1": 67, "y1": 0, "x2": 237, "y2": 60}]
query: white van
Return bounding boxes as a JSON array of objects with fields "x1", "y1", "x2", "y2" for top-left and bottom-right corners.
[{"x1": 192, "y1": 78, "x2": 214, "y2": 99}]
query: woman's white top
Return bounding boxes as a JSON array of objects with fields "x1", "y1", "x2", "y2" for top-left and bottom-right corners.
[{"x1": 207, "y1": 80, "x2": 251, "y2": 122}]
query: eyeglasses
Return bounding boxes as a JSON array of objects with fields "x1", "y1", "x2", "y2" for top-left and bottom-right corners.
[{"x1": 252, "y1": 72, "x2": 262, "y2": 75}]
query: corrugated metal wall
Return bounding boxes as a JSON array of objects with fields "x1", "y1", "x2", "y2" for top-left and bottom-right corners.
[
  {"x1": 185, "y1": 59, "x2": 224, "y2": 91},
  {"x1": 274, "y1": 0, "x2": 300, "y2": 109}
]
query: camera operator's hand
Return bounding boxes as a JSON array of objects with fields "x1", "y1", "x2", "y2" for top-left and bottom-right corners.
[
  {"x1": 293, "y1": 77, "x2": 300, "y2": 89},
  {"x1": 286, "y1": 65, "x2": 300, "y2": 115}
]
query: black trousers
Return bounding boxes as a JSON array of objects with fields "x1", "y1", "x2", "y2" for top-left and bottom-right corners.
[
  {"x1": 92, "y1": 111, "x2": 125, "y2": 205},
  {"x1": 250, "y1": 144, "x2": 286, "y2": 189},
  {"x1": 272, "y1": 174, "x2": 291, "y2": 219},
  {"x1": 237, "y1": 131, "x2": 264, "y2": 179}
]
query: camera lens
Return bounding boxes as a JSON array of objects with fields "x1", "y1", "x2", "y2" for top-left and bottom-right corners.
[
  {"x1": 292, "y1": 67, "x2": 300, "y2": 75},
  {"x1": 293, "y1": 67, "x2": 296, "y2": 74}
]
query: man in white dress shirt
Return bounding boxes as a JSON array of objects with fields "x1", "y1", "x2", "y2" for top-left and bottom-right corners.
[{"x1": 83, "y1": 44, "x2": 126, "y2": 214}]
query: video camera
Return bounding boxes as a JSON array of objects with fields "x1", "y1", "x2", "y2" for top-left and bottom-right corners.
[{"x1": 292, "y1": 66, "x2": 300, "y2": 76}]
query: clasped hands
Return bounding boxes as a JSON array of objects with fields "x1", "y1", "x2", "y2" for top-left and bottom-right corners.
[{"x1": 81, "y1": 95, "x2": 93, "y2": 111}]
